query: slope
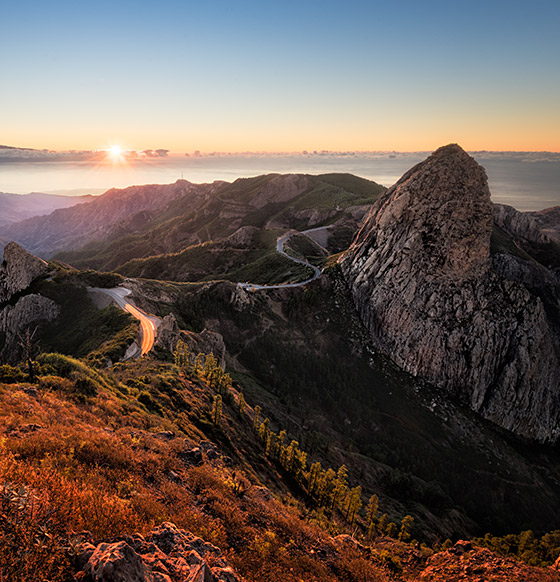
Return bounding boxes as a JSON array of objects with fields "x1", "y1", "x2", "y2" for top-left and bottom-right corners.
[{"x1": 55, "y1": 172, "x2": 384, "y2": 276}]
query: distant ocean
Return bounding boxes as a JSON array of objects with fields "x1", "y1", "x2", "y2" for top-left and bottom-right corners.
[{"x1": 0, "y1": 152, "x2": 558, "y2": 211}]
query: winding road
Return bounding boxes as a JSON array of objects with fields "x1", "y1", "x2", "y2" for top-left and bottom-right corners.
[
  {"x1": 92, "y1": 225, "x2": 332, "y2": 356},
  {"x1": 237, "y1": 226, "x2": 329, "y2": 291},
  {"x1": 89, "y1": 286, "x2": 159, "y2": 358}
]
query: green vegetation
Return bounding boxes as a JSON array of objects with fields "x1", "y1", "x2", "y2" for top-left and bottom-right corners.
[
  {"x1": 32, "y1": 279, "x2": 138, "y2": 365},
  {"x1": 117, "y1": 228, "x2": 314, "y2": 285},
  {"x1": 284, "y1": 233, "x2": 328, "y2": 267},
  {"x1": 475, "y1": 530, "x2": 560, "y2": 567},
  {"x1": 490, "y1": 225, "x2": 533, "y2": 260}
]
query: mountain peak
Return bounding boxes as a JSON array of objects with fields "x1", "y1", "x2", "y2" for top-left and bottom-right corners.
[
  {"x1": 341, "y1": 145, "x2": 560, "y2": 442},
  {"x1": 351, "y1": 142, "x2": 492, "y2": 282}
]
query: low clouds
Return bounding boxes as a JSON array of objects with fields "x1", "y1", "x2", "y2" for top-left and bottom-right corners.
[{"x1": 140, "y1": 149, "x2": 169, "y2": 158}]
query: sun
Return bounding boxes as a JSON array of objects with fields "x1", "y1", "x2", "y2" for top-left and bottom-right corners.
[{"x1": 109, "y1": 145, "x2": 123, "y2": 157}]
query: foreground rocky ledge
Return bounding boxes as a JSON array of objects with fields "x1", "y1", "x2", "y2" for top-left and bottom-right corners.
[{"x1": 76, "y1": 522, "x2": 242, "y2": 582}]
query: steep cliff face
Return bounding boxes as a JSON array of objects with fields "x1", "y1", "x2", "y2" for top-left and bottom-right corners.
[
  {"x1": 0, "y1": 242, "x2": 58, "y2": 361},
  {"x1": 0, "y1": 241, "x2": 50, "y2": 302},
  {"x1": 341, "y1": 144, "x2": 560, "y2": 443}
]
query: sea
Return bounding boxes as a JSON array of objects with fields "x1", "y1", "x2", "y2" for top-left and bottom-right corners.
[{"x1": 1, "y1": 152, "x2": 558, "y2": 212}]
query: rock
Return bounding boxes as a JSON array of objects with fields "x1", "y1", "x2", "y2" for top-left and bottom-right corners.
[
  {"x1": 341, "y1": 144, "x2": 560, "y2": 443},
  {"x1": 83, "y1": 540, "x2": 155, "y2": 581},
  {"x1": 0, "y1": 242, "x2": 49, "y2": 303},
  {"x1": 77, "y1": 522, "x2": 243, "y2": 582},
  {"x1": 225, "y1": 226, "x2": 259, "y2": 248},
  {"x1": 494, "y1": 204, "x2": 550, "y2": 245},
  {"x1": 168, "y1": 471, "x2": 181, "y2": 483},
  {"x1": 0, "y1": 294, "x2": 60, "y2": 362},
  {"x1": 420, "y1": 542, "x2": 559, "y2": 581},
  {"x1": 252, "y1": 486, "x2": 274, "y2": 503},
  {"x1": 155, "y1": 314, "x2": 181, "y2": 353},
  {"x1": 333, "y1": 534, "x2": 366, "y2": 552},
  {"x1": 199, "y1": 441, "x2": 219, "y2": 460},
  {"x1": 154, "y1": 431, "x2": 175, "y2": 441},
  {"x1": 553, "y1": 554, "x2": 560, "y2": 570},
  {"x1": 181, "y1": 447, "x2": 203, "y2": 466},
  {"x1": 183, "y1": 330, "x2": 227, "y2": 369}
]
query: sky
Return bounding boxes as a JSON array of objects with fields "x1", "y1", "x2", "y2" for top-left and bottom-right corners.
[{"x1": 1, "y1": 0, "x2": 559, "y2": 153}]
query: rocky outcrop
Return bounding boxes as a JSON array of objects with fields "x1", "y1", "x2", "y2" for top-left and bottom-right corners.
[
  {"x1": 419, "y1": 540, "x2": 559, "y2": 581},
  {"x1": 494, "y1": 204, "x2": 550, "y2": 245},
  {"x1": 77, "y1": 522, "x2": 242, "y2": 582},
  {"x1": 0, "y1": 242, "x2": 58, "y2": 362},
  {"x1": 0, "y1": 241, "x2": 49, "y2": 302},
  {"x1": 341, "y1": 144, "x2": 560, "y2": 442},
  {"x1": 0, "y1": 294, "x2": 59, "y2": 359}
]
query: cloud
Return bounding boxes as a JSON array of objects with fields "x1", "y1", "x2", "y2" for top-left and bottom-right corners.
[{"x1": 141, "y1": 149, "x2": 169, "y2": 158}]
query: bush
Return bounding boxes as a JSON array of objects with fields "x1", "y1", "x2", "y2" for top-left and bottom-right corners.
[
  {"x1": 38, "y1": 375, "x2": 74, "y2": 393},
  {"x1": 0, "y1": 365, "x2": 27, "y2": 384}
]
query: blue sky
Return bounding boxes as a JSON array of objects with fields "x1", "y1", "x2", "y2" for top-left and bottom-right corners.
[{"x1": 1, "y1": 0, "x2": 559, "y2": 151}]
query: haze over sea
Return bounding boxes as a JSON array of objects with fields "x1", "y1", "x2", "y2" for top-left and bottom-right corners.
[{"x1": 1, "y1": 151, "x2": 559, "y2": 212}]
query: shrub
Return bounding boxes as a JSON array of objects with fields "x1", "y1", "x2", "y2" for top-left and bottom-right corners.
[{"x1": 0, "y1": 365, "x2": 27, "y2": 384}]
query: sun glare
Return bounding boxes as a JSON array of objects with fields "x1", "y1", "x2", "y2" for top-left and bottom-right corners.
[{"x1": 109, "y1": 145, "x2": 122, "y2": 157}]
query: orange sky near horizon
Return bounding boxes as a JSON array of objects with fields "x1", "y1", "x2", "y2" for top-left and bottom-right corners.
[{"x1": 2, "y1": 2, "x2": 559, "y2": 156}]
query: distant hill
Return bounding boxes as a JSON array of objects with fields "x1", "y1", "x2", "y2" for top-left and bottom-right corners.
[
  {"x1": 0, "y1": 180, "x2": 221, "y2": 258},
  {"x1": 0, "y1": 191, "x2": 95, "y2": 228}
]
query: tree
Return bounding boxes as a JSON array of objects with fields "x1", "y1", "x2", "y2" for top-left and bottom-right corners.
[
  {"x1": 253, "y1": 405, "x2": 261, "y2": 431},
  {"x1": 398, "y1": 515, "x2": 414, "y2": 542},
  {"x1": 345, "y1": 486, "x2": 362, "y2": 524},
  {"x1": 308, "y1": 461, "x2": 322, "y2": 497},
  {"x1": 333, "y1": 465, "x2": 348, "y2": 511},
  {"x1": 377, "y1": 513, "x2": 389, "y2": 535},
  {"x1": 18, "y1": 328, "x2": 38, "y2": 383},
  {"x1": 366, "y1": 494, "x2": 379, "y2": 538},
  {"x1": 238, "y1": 392, "x2": 246, "y2": 413},
  {"x1": 211, "y1": 394, "x2": 222, "y2": 425},
  {"x1": 386, "y1": 522, "x2": 398, "y2": 538}
]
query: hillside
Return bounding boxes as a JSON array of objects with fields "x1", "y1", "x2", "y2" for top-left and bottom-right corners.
[
  {"x1": 0, "y1": 180, "x2": 220, "y2": 258},
  {"x1": 2, "y1": 340, "x2": 560, "y2": 581},
  {"x1": 52, "y1": 173, "x2": 384, "y2": 273}
]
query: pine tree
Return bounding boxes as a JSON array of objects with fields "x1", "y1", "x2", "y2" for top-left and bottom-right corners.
[
  {"x1": 259, "y1": 418, "x2": 270, "y2": 443},
  {"x1": 345, "y1": 486, "x2": 362, "y2": 524},
  {"x1": 333, "y1": 465, "x2": 348, "y2": 511},
  {"x1": 238, "y1": 392, "x2": 246, "y2": 413},
  {"x1": 253, "y1": 405, "x2": 261, "y2": 431},
  {"x1": 194, "y1": 353, "x2": 205, "y2": 375},
  {"x1": 377, "y1": 513, "x2": 389, "y2": 535},
  {"x1": 211, "y1": 394, "x2": 222, "y2": 425},
  {"x1": 308, "y1": 461, "x2": 322, "y2": 497},
  {"x1": 398, "y1": 515, "x2": 414, "y2": 542},
  {"x1": 366, "y1": 494, "x2": 379, "y2": 538},
  {"x1": 386, "y1": 522, "x2": 398, "y2": 538}
]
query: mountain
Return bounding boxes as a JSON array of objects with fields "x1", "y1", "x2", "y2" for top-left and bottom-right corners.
[
  {"x1": 50, "y1": 173, "x2": 384, "y2": 275},
  {"x1": 0, "y1": 191, "x2": 94, "y2": 228},
  {"x1": 0, "y1": 180, "x2": 219, "y2": 258},
  {"x1": 341, "y1": 144, "x2": 560, "y2": 443}
]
